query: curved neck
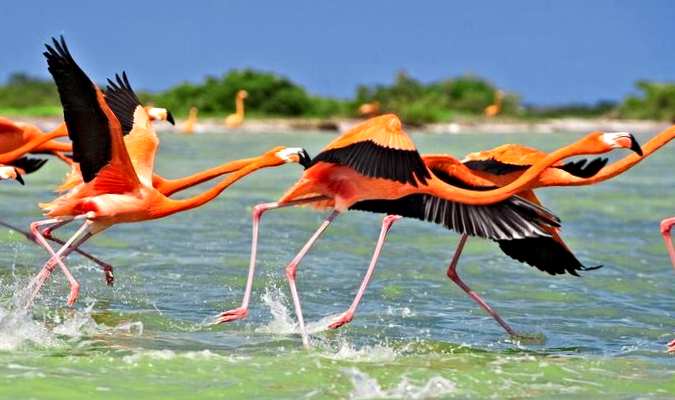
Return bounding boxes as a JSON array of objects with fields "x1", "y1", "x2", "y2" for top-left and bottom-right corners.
[
  {"x1": 552, "y1": 125, "x2": 674, "y2": 186},
  {"x1": 156, "y1": 159, "x2": 279, "y2": 217},
  {"x1": 424, "y1": 141, "x2": 588, "y2": 205},
  {"x1": 0, "y1": 129, "x2": 66, "y2": 163},
  {"x1": 236, "y1": 97, "x2": 245, "y2": 117},
  {"x1": 156, "y1": 155, "x2": 261, "y2": 196}
]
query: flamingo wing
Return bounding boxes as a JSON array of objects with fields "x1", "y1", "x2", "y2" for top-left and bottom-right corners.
[
  {"x1": 463, "y1": 144, "x2": 608, "y2": 178},
  {"x1": 104, "y1": 71, "x2": 143, "y2": 136},
  {"x1": 311, "y1": 114, "x2": 430, "y2": 186},
  {"x1": 351, "y1": 161, "x2": 561, "y2": 241},
  {"x1": 44, "y1": 36, "x2": 139, "y2": 191},
  {"x1": 496, "y1": 191, "x2": 601, "y2": 276}
]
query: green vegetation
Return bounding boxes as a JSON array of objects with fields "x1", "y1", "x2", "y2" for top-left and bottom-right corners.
[
  {"x1": 1, "y1": 70, "x2": 674, "y2": 124},
  {"x1": 618, "y1": 80, "x2": 675, "y2": 121}
]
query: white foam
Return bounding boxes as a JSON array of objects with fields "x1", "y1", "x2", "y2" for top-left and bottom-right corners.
[
  {"x1": 344, "y1": 368, "x2": 456, "y2": 399},
  {"x1": 321, "y1": 339, "x2": 397, "y2": 363}
]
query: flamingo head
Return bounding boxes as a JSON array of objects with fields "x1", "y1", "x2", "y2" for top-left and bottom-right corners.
[
  {"x1": 146, "y1": 107, "x2": 176, "y2": 125},
  {"x1": 580, "y1": 131, "x2": 643, "y2": 156},
  {"x1": 262, "y1": 146, "x2": 312, "y2": 167},
  {"x1": 237, "y1": 90, "x2": 249, "y2": 100},
  {"x1": 0, "y1": 166, "x2": 23, "y2": 185}
]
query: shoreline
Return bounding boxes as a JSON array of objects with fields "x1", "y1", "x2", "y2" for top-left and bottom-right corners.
[{"x1": 7, "y1": 116, "x2": 670, "y2": 135}]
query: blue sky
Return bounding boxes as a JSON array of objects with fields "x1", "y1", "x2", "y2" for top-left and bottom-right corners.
[{"x1": 1, "y1": 1, "x2": 674, "y2": 105}]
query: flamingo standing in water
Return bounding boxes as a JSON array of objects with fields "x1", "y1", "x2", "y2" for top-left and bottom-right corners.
[
  {"x1": 24, "y1": 36, "x2": 307, "y2": 307},
  {"x1": 358, "y1": 101, "x2": 381, "y2": 118},
  {"x1": 225, "y1": 90, "x2": 248, "y2": 128},
  {"x1": 213, "y1": 114, "x2": 638, "y2": 346},
  {"x1": 484, "y1": 90, "x2": 503, "y2": 118},
  {"x1": 181, "y1": 106, "x2": 199, "y2": 134}
]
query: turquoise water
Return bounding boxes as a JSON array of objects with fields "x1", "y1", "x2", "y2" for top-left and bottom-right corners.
[{"x1": 0, "y1": 131, "x2": 673, "y2": 399}]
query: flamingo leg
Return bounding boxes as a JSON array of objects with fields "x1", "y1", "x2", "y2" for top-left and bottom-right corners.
[
  {"x1": 285, "y1": 210, "x2": 340, "y2": 348},
  {"x1": 26, "y1": 219, "x2": 92, "y2": 307},
  {"x1": 446, "y1": 234, "x2": 517, "y2": 337},
  {"x1": 660, "y1": 217, "x2": 675, "y2": 269},
  {"x1": 328, "y1": 214, "x2": 402, "y2": 329},
  {"x1": 0, "y1": 219, "x2": 114, "y2": 285},
  {"x1": 213, "y1": 196, "x2": 327, "y2": 324}
]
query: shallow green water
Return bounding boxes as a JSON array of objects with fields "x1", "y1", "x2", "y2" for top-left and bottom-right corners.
[{"x1": 0, "y1": 130, "x2": 673, "y2": 399}]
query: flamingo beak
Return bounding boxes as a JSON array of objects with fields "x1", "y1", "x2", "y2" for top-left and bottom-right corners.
[
  {"x1": 166, "y1": 111, "x2": 175, "y2": 125},
  {"x1": 14, "y1": 170, "x2": 24, "y2": 185},
  {"x1": 627, "y1": 134, "x2": 643, "y2": 156}
]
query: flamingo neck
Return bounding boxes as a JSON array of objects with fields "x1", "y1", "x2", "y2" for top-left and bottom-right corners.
[
  {"x1": 155, "y1": 159, "x2": 275, "y2": 217},
  {"x1": 236, "y1": 97, "x2": 245, "y2": 118},
  {"x1": 424, "y1": 142, "x2": 585, "y2": 205},
  {"x1": 0, "y1": 129, "x2": 66, "y2": 163},
  {"x1": 156, "y1": 155, "x2": 261, "y2": 196}
]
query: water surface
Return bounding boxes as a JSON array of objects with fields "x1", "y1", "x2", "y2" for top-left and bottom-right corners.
[{"x1": 0, "y1": 130, "x2": 673, "y2": 399}]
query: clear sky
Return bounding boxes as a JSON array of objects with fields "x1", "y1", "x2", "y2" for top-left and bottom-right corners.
[{"x1": 2, "y1": 1, "x2": 674, "y2": 105}]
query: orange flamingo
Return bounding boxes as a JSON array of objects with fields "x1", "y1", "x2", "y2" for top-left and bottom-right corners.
[
  {"x1": 484, "y1": 90, "x2": 503, "y2": 118},
  {"x1": 181, "y1": 106, "x2": 198, "y2": 134},
  {"x1": 225, "y1": 90, "x2": 248, "y2": 128},
  {"x1": 213, "y1": 114, "x2": 637, "y2": 346},
  {"x1": 0, "y1": 116, "x2": 72, "y2": 163},
  {"x1": 24, "y1": 37, "x2": 306, "y2": 307},
  {"x1": 317, "y1": 134, "x2": 644, "y2": 335}
]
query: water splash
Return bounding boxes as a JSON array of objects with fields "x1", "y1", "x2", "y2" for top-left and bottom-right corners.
[
  {"x1": 343, "y1": 368, "x2": 456, "y2": 399},
  {"x1": 321, "y1": 339, "x2": 397, "y2": 363}
]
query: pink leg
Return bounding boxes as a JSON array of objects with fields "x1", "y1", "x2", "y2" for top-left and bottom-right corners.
[
  {"x1": 446, "y1": 234, "x2": 517, "y2": 336},
  {"x1": 213, "y1": 196, "x2": 327, "y2": 324},
  {"x1": 286, "y1": 210, "x2": 339, "y2": 348},
  {"x1": 26, "y1": 220, "x2": 93, "y2": 307},
  {"x1": 0, "y1": 219, "x2": 114, "y2": 285},
  {"x1": 660, "y1": 217, "x2": 675, "y2": 269},
  {"x1": 329, "y1": 214, "x2": 402, "y2": 329}
]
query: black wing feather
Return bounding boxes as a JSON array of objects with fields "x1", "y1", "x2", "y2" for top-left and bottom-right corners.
[
  {"x1": 498, "y1": 237, "x2": 602, "y2": 276},
  {"x1": 558, "y1": 158, "x2": 608, "y2": 178},
  {"x1": 311, "y1": 141, "x2": 431, "y2": 186},
  {"x1": 43, "y1": 35, "x2": 111, "y2": 182},
  {"x1": 9, "y1": 157, "x2": 48, "y2": 174},
  {"x1": 104, "y1": 71, "x2": 142, "y2": 136}
]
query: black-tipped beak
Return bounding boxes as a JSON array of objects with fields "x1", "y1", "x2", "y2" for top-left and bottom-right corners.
[
  {"x1": 298, "y1": 149, "x2": 312, "y2": 169},
  {"x1": 628, "y1": 134, "x2": 643, "y2": 156},
  {"x1": 14, "y1": 170, "x2": 24, "y2": 185},
  {"x1": 166, "y1": 111, "x2": 176, "y2": 125}
]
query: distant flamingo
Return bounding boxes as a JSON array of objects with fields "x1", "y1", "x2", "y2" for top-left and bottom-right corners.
[
  {"x1": 484, "y1": 90, "x2": 503, "y2": 118},
  {"x1": 321, "y1": 134, "x2": 644, "y2": 334},
  {"x1": 213, "y1": 114, "x2": 636, "y2": 346},
  {"x1": 358, "y1": 101, "x2": 380, "y2": 118},
  {"x1": 25, "y1": 37, "x2": 306, "y2": 307},
  {"x1": 181, "y1": 106, "x2": 198, "y2": 134},
  {"x1": 225, "y1": 90, "x2": 248, "y2": 128}
]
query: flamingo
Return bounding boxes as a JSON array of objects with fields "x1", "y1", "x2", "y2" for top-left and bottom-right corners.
[
  {"x1": 22, "y1": 73, "x2": 309, "y2": 288},
  {"x1": 0, "y1": 116, "x2": 72, "y2": 164},
  {"x1": 225, "y1": 90, "x2": 248, "y2": 128},
  {"x1": 23, "y1": 36, "x2": 307, "y2": 307},
  {"x1": 212, "y1": 114, "x2": 637, "y2": 346},
  {"x1": 315, "y1": 134, "x2": 644, "y2": 335},
  {"x1": 358, "y1": 101, "x2": 381, "y2": 118},
  {"x1": 484, "y1": 90, "x2": 503, "y2": 118},
  {"x1": 181, "y1": 106, "x2": 198, "y2": 134}
]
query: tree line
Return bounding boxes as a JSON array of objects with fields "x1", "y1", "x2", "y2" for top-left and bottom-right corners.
[{"x1": 1, "y1": 70, "x2": 674, "y2": 124}]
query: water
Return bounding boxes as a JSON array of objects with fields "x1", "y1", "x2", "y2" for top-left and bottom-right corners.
[{"x1": 0, "y1": 130, "x2": 673, "y2": 399}]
